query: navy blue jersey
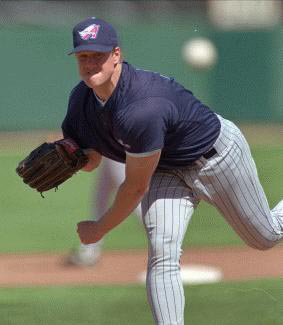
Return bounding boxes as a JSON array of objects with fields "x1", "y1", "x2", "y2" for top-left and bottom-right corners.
[{"x1": 62, "y1": 62, "x2": 220, "y2": 170}]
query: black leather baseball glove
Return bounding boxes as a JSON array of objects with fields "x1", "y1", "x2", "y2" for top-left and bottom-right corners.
[{"x1": 16, "y1": 138, "x2": 88, "y2": 196}]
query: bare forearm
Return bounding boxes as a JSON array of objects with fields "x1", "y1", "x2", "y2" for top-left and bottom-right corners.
[
  {"x1": 97, "y1": 182, "x2": 146, "y2": 234},
  {"x1": 77, "y1": 152, "x2": 160, "y2": 245}
]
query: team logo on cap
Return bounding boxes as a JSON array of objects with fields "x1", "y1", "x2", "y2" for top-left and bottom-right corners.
[{"x1": 79, "y1": 24, "x2": 100, "y2": 40}]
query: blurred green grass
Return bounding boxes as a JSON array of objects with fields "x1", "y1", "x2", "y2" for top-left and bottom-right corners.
[
  {"x1": 1, "y1": 145, "x2": 282, "y2": 253},
  {"x1": 0, "y1": 278, "x2": 282, "y2": 325}
]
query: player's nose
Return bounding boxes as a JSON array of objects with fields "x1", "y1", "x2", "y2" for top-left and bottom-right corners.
[{"x1": 83, "y1": 57, "x2": 98, "y2": 68}]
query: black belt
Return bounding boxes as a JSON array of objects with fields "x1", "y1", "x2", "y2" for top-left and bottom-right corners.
[{"x1": 202, "y1": 147, "x2": 217, "y2": 159}]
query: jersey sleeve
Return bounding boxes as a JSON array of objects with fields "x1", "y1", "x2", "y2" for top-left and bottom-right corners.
[
  {"x1": 117, "y1": 97, "x2": 171, "y2": 155},
  {"x1": 61, "y1": 86, "x2": 87, "y2": 148},
  {"x1": 61, "y1": 117, "x2": 76, "y2": 140}
]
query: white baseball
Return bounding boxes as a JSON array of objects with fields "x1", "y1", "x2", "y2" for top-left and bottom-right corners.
[{"x1": 182, "y1": 37, "x2": 218, "y2": 70}]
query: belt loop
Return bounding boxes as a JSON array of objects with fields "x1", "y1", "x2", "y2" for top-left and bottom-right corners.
[{"x1": 203, "y1": 147, "x2": 217, "y2": 160}]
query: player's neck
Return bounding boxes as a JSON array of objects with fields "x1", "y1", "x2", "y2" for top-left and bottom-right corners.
[{"x1": 93, "y1": 63, "x2": 122, "y2": 102}]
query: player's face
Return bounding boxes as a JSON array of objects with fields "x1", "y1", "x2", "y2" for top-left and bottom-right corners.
[{"x1": 75, "y1": 48, "x2": 121, "y2": 89}]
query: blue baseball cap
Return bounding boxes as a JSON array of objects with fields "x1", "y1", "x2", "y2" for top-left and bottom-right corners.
[{"x1": 69, "y1": 17, "x2": 118, "y2": 55}]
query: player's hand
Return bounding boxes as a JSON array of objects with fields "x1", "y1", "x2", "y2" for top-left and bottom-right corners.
[{"x1": 76, "y1": 220, "x2": 104, "y2": 244}]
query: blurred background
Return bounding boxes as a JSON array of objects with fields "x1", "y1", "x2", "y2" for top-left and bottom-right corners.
[
  {"x1": 1, "y1": 0, "x2": 283, "y2": 132},
  {"x1": 1, "y1": 2, "x2": 283, "y2": 324}
]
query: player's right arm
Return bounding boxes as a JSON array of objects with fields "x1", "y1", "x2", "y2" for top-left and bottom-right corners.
[
  {"x1": 61, "y1": 122, "x2": 102, "y2": 172},
  {"x1": 61, "y1": 102, "x2": 102, "y2": 172},
  {"x1": 81, "y1": 149, "x2": 102, "y2": 172}
]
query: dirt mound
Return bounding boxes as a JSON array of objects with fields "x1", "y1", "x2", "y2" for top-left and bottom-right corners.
[{"x1": 0, "y1": 246, "x2": 282, "y2": 287}]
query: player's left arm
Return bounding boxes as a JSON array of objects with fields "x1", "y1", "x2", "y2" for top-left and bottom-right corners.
[
  {"x1": 77, "y1": 97, "x2": 169, "y2": 244},
  {"x1": 77, "y1": 150, "x2": 161, "y2": 244}
]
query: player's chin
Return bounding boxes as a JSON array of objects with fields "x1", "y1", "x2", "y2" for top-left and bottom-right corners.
[{"x1": 84, "y1": 74, "x2": 103, "y2": 88}]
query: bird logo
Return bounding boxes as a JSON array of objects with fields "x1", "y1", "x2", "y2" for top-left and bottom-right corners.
[{"x1": 79, "y1": 24, "x2": 100, "y2": 40}]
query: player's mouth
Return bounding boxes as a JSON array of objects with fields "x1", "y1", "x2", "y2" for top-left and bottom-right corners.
[{"x1": 86, "y1": 70, "x2": 99, "y2": 76}]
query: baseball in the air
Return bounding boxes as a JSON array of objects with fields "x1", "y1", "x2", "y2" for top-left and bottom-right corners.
[{"x1": 182, "y1": 37, "x2": 218, "y2": 70}]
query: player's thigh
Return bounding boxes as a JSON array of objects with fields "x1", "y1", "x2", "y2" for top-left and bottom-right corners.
[
  {"x1": 141, "y1": 172, "x2": 198, "y2": 255},
  {"x1": 196, "y1": 136, "x2": 278, "y2": 247}
]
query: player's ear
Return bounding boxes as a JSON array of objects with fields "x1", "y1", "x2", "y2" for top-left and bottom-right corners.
[{"x1": 112, "y1": 47, "x2": 121, "y2": 64}]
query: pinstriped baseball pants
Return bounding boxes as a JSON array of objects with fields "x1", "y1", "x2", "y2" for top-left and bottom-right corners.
[{"x1": 141, "y1": 116, "x2": 283, "y2": 324}]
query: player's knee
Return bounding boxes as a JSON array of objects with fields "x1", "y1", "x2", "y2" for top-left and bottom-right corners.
[
  {"x1": 250, "y1": 243, "x2": 274, "y2": 251},
  {"x1": 148, "y1": 242, "x2": 182, "y2": 268},
  {"x1": 245, "y1": 238, "x2": 277, "y2": 251}
]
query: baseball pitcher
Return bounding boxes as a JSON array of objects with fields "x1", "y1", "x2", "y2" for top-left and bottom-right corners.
[{"x1": 17, "y1": 17, "x2": 283, "y2": 325}]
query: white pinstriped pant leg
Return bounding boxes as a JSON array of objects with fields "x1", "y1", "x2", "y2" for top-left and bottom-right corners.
[
  {"x1": 141, "y1": 174, "x2": 199, "y2": 325},
  {"x1": 183, "y1": 117, "x2": 283, "y2": 250},
  {"x1": 141, "y1": 116, "x2": 283, "y2": 324}
]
